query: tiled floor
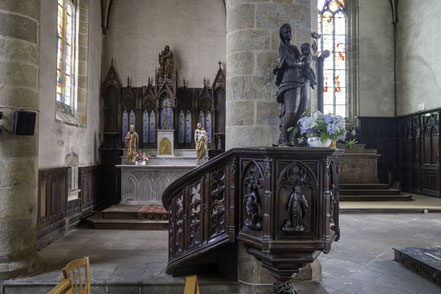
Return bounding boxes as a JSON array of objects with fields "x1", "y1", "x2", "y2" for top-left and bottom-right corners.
[{"x1": 3, "y1": 214, "x2": 441, "y2": 293}]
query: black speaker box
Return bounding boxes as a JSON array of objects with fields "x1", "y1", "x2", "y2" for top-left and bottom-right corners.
[{"x1": 13, "y1": 110, "x2": 36, "y2": 136}]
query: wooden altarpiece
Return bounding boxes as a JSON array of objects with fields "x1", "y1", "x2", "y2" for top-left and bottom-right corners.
[{"x1": 100, "y1": 61, "x2": 226, "y2": 202}]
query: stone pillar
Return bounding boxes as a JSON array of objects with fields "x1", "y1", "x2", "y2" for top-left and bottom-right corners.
[
  {"x1": 225, "y1": 1, "x2": 318, "y2": 292},
  {"x1": 226, "y1": 0, "x2": 317, "y2": 149},
  {"x1": 0, "y1": 0, "x2": 40, "y2": 279}
]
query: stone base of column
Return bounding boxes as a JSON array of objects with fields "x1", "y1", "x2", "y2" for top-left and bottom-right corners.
[
  {"x1": 0, "y1": 252, "x2": 41, "y2": 280},
  {"x1": 237, "y1": 243, "x2": 322, "y2": 294}
]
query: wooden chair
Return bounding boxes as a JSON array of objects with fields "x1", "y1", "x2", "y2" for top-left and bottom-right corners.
[
  {"x1": 184, "y1": 275, "x2": 200, "y2": 294},
  {"x1": 47, "y1": 279, "x2": 73, "y2": 294},
  {"x1": 62, "y1": 256, "x2": 91, "y2": 294}
]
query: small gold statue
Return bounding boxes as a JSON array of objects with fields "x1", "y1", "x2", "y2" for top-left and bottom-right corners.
[
  {"x1": 125, "y1": 124, "x2": 139, "y2": 162},
  {"x1": 194, "y1": 122, "x2": 208, "y2": 164}
]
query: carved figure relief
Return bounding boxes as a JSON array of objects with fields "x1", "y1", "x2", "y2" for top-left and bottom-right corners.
[
  {"x1": 282, "y1": 186, "x2": 308, "y2": 232},
  {"x1": 243, "y1": 189, "x2": 262, "y2": 230},
  {"x1": 279, "y1": 163, "x2": 315, "y2": 233},
  {"x1": 243, "y1": 162, "x2": 264, "y2": 230}
]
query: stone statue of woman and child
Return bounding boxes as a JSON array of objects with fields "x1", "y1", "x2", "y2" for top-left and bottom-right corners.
[{"x1": 273, "y1": 23, "x2": 318, "y2": 146}]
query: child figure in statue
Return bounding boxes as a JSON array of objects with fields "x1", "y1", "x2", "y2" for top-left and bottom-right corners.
[
  {"x1": 300, "y1": 43, "x2": 317, "y2": 89},
  {"x1": 125, "y1": 124, "x2": 139, "y2": 163},
  {"x1": 194, "y1": 122, "x2": 208, "y2": 165}
]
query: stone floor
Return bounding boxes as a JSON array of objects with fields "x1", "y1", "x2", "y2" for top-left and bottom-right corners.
[
  {"x1": 2, "y1": 214, "x2": 441, "y2": 293},
  {"x1": 320, "y1": 213, "x2": 441, "y2": 294}
]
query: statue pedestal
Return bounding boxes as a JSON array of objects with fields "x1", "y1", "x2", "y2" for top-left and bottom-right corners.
[{"x1": 157, "y1": 129, "x2": 174, "y2": 157}]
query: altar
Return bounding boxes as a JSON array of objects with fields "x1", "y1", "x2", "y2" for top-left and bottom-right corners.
[
  {"x1": 116, "y1": 149, "x2": 197, "y2": 204},
  {"x1": 100, "y1": 46, "x2": 226, "y2": 204}
]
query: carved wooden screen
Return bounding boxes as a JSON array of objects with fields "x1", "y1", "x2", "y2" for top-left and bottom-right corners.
[
  {"x1": 197, "y1": 85, "x2": 215, "y2": 147},
  {"x1": 212, "y1": 66, "x2": 226, "y2": 150},
  {"x1": 167, "y1": 160, "x2": 234, "y2": 268},
  {"x1": 141, "y1": 87, "x2": 156, "y2": 146},
  {"x1": 121, "y1": 84, "x2": 136, "y2": 143},
  {"x1": 102, "y1": 64, "x2": 122, "y2": 149},
  {"x1": 177, "y1": 86, "x2": 193, "y2": 147}
]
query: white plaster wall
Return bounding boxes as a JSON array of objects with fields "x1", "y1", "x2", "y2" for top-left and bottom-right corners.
[
  {"x1": 397, "y1": 0, "x2": 441, "y2": 115},
  {"x1": 39, "y1": 0, "x2": 102, "y2": 168},
  {"x1": 358, "y1": 0, "x2": 395, "y2": 117},
  {"x1": 102, "y1": 0, "x2": 226, "y2": 87}
]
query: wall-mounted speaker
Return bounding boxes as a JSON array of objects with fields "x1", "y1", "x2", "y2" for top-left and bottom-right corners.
[{"x1": 13, "y1": 110, "x2": 36, "y2": 136}]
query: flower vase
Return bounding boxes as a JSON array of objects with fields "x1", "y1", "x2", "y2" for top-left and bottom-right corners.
[
  {"x1": 307, "y1": 137, "x2": 332, "y2": 148},
  {"x1": 330, "y1": 139, "x2": 337, "y2": 148},
  {"x1": 135, "y1": 160, "x2": 146, "y2": 166}
]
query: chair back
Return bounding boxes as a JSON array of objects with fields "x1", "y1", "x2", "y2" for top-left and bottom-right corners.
[
  {"x1": 47, "y1": 279, "x2": 74, "y2": 294},
  {"x1": 184, "y1": 275, "x2": 200, "y2": 294},
  {"x1": 62, "y1": 256, "x2": 90, "y2": 294}
]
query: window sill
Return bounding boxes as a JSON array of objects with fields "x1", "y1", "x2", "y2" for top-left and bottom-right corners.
[{"x1": 56, "y1": 102, "x2": 84, "y2": 127}]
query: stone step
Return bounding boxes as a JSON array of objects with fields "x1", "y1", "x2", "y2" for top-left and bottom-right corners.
[
  {"x1": 340, "y1": 183, "x2": 389, "y2": 190},
  {"x1": 85, "y1": 212, "x2": 168, "y2": 230},
  {"x1": 394, "y1": 247, "x2": 441, "y2": 286},
  {"x1": 101, "y1": 204, "x2": 168, "y2": 220},
  {"x1": 340, "y1": 194, "x2": 413, "y2": 201},
  {"x1": 340, "y1": 188, "x2": 402, "y2": 195}
]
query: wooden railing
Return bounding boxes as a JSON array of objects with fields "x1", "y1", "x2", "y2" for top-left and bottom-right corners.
[{"x1": 162, "y1": 147, "x2": 343, "y2": 292}]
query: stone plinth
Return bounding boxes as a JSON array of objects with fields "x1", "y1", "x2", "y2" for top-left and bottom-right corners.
[
  {"x1": 157, "y1": 129, "x2": 174, "y2": 157},
  {"x1": 394, "y1": 247, "x2": 441, "y2": 286},
  {"x1": 337, "y1": 144, "x2": 380, "y2": 183}
]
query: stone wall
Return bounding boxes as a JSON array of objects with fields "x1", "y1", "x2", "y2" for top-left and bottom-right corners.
[
  {"x1": 226, "y1": 0, "x2": 317, "y2": 148},
  {"x1": 101, "y1": 0, "x2": 226, "y2": 87},
  {"x1": 397, "y1": 0, "x2": 441, "y2": 115},
  {"x1": 358, "y1": 0, "x2": 395, "y2": 117},
  {"x1": 39, "y1": 0, "x2": 102, "y2": 169}
]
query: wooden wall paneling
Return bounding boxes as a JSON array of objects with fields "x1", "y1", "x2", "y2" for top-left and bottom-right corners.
[
  {"x1": 79, "y1": 166, "x2": 98, "y2": 211},
  {"x1": 37, "y1": 167, "x2": 68, "y2": 248},
  {"x1": 357, "y1": 108, "x2": 441, "y2": 198}
]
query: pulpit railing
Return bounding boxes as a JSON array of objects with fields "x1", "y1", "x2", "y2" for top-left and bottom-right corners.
[{"x1": 162, "y1": 147, "x2": 343, "y2": 292}]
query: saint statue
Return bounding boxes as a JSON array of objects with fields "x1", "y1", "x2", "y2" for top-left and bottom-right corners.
[
  {"x1": 125, "y1": 124, "x2": 139, "y2": 162},
  {"x1": 194, "y1": 122, "x2": 208, "y2": 164},
  {"x1": 273, "y1": 23, "x2": 315, "y2": 146},
  {"x1": 159, "y1": 45, "x2": 174, "y2": 79},
  {"x1": 244, "y1": 189, "x2": 262, "y2": 230},
  {"x1": 282, "y1": 186, "x2": 308, "y2": 232}
]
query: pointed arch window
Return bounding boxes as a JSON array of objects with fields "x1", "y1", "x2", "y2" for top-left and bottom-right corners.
[
  {"x1": 57, "y1": 0, "x2": 77, "y2": 111},
  {"x1": 318, "y1": 0, "x2": 347, "y2": 118}
]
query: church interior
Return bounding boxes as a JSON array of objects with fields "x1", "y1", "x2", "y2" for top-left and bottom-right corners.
[{"x1": 0, "y1": 0, "x2": 440, "y2": 293}]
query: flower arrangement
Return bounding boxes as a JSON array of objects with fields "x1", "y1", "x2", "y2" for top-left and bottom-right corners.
[
  {"x1": 298, "y1": 111, "x2": 347, "y2": 143},
  {"x1": 134, "y1": 152, "x2": 149, "y2": 162}
]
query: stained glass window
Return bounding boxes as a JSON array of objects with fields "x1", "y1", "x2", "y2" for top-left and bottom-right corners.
[
  {"x1": 318, "y1": 0, "x2": 347, "y2": 118},
  {"x1": 57, "y1": 0, "x2": 76, "y2": 110}
]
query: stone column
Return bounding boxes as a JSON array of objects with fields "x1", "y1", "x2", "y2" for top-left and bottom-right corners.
[
  {"x1": 226, "y1": 0, "x2": 317, "y2": 149},
  {"x1": 225, "y1": 1, "x2": 318, "y2": 292},
  {"x1": 0, "y1": 0, "x2": 40, "y2": 279}
]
